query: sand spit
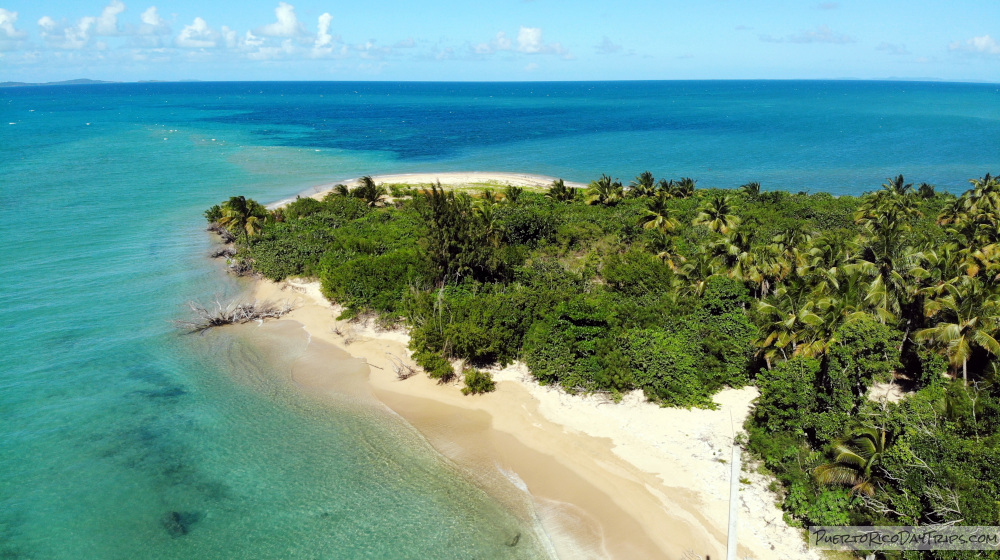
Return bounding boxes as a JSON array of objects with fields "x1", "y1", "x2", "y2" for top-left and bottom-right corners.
[
  {"x1": 250, "y1": 278, "x2": 820, "y2": 560},
  {"x1": 266, "y1": 172, "x2": 590, "y2": 209}
]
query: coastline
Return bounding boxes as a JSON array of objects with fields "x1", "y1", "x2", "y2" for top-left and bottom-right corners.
[
  {"x1": 265, "y1": 172, "x2": 590, "y2": 209},
  {"x1": 248, "y1": 277, "x2": 821, "y2": 560}
]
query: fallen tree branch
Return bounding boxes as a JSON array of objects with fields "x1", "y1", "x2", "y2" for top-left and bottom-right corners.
[{"x1": 175, "y1": 298, "x2": 293, "y2": 333}]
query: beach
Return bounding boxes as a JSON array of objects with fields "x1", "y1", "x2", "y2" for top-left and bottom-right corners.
[
  {"x1": 246, "y1": 270, "x2": 820, "y2": 560},
  {"x1": 266, "y1": 172, "x2": 591, "y2": 209}
]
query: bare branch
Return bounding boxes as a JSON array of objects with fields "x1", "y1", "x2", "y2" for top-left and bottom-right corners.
[{"x1": 174, "y1": 298, "x2": 293, "y2": 333}]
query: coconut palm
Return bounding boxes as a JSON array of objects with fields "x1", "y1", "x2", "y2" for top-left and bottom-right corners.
[
  {"x1": 882, "y1": 174, "x2": 913, "y2": 197},
  {"x1": 503, "y1": 185, "x2": 524, "y2": 204},
  {"x1": 693, "y1": 193, "x2": 741, "y2": 234},
  {"x1": 629, "y1": 171, "x2": 657, "y2": 198},
  {"x1": 638, "y1": 193, "x2": 680, "y2": 232},
  {"x1": 738, "y1": 181, "x2": 761, "y2": 198},
  {"x1": 675, "y1": 177, "x2": 697, "y2": 198},
  {"x1": 914, "y1": 279, "x2": 1000, "y2": 384},
  {"x1": 917, "y1": 182, "x2": 936, "y2": 199},
  {"x1": 546, "y1": 179, "x2": 576, "y2": 203},
  {"x1": 353, "y1": 176, "x2": 387, "y2": 207},
  {"x1": 814, "y1": 428, "x2": 888, "y2": 497},
  {"x1": 646, "y1": 229, "x2": 686, "y2": 272},
  {"x1": 218, "y1": 195, "x2": 268, "y2": 244},
  {"x1": 585, "y1": 174, "x2": 623, "y2": 206}
]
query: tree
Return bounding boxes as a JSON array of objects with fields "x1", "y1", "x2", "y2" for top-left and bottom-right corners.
[
  {"x1": 546, "y1": 178, "x2": 577, "y2": 203},
  {"x1": 503, "y1": 185, "x2": 524, "y2": 204},
  {"x1": 814, "y1": 428, "x2": 888, "y2": 497},
  {"x1": 629, "y1": 171, "x2": 657, "y2": 198},
  {"x1": 881, "y1": 174, "x2": 913, "y2": 197},
  {"x1": 217, "y1": 195, "x2": 269, "y2": 244},
  {"x1": 585, "y1": 174, "x2": 623, "y2": 206},
  {"x1": 353, "y1": 176, "x2": 387, "y2": 207},
  {"x1": 914, "y1": 279, "x2": 1000, "y2": 384},
  {"x1": 693, "y1": 193, "x2": 741, "y2": 234},
  {"x1": 917, "y1": 182, "x2": 936, "y2": 199},
  {"x1": 739, "y1": 181, "x2": 761, "y2": 199},
  {"x1": 637, "y1": 193, "x2": 680, "y2": 232}
]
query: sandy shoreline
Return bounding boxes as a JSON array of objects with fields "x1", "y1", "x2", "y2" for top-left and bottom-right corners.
[
  {"x1": 266, "y1": 172, "x2": 590, "y2": 209},
  {"x1": 247, "y1": 277, "x2": 820, "y2": 560}
]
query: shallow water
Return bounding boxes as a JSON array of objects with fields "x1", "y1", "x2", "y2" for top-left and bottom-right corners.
[{"x1": 1, "y1": 80, "x2": 997, "y2": 559}]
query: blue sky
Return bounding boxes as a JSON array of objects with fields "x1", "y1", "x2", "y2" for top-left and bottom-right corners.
[{"x1": 0, "y1": 0, "x2": 998, "y2": 82}]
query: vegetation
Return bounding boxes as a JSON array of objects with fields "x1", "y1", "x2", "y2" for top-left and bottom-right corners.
[{"x1": 208, "y1": 171, "x2": 1000, "y2": 557}]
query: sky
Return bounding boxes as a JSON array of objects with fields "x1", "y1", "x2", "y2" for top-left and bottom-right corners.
[{"x1": 0, "y1": 0, "x2": 998, "y2": 82}]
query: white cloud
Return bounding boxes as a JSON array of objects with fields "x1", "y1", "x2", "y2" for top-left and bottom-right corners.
[
  {"x1": 473, "y1": 31, "x2": 511, "y2": 54},
  {"x1": 259, "y1": 2, "x2": 305, "y2": 38},
  {"x1": 139, "y1": 6, "x2": 170, "y2": 35},
  {"x1": 595, "y1": 36, "x2": 621, "y2": 54},
  {"x1": 516, "y1": 26, "x2": 567, "y2": 55},
  {"x1": 517, "y1": 27, "x2": 543, "y2": 53},
  {"x1": 760, "y1": 25, "x2": 854, "y2": 44},
  {"x1": 393, "y1": 37, "x2": 415, "y2": 48},
  {"x1": 0, "y1": 9, "x2": 26, "y2": 39},
  {"x1": 95, "y1": 0, "x2": 125, "y2": 36},
  {"x1": 876, "y1": 42, "x2": 910, "y2": 56},
  {"x1": 248, "y1": 39, "x2": 296, "y2": 60},
  {"x1": 949, "y1": 34, "x2": 1000, "y2": 56},
  {"x1": 38, "y1": 14, "x2": 97, "y2": 49},
  {"x1": 176, "y1": 17, "x2": 218, "y2": 48},
  {"x1": 816, "y1": 2, "x2": 839, "y2": 9},
  {"x1": 312, "y1": 12, "x2": 347, "y2": 58},
  {"x1": 524, "y1": 62, "x2": 538, "y2": 71},
  {"x1": 0, "y1": 9, "x2": 27, "y2": 51},
  {"x1": 315, "y1": 12, "x2": 333, "y2": 47}
]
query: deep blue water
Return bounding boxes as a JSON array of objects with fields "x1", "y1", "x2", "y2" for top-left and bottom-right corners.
[{"x1": 1, "y1": 80, "x2": 998, "y2": 559}]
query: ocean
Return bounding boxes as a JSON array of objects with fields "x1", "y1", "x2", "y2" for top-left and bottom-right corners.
[{"x1": 1, "y1": 80, "x2": 997, "y2": 559}]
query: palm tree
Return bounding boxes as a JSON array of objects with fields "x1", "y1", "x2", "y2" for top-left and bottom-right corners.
[
  {"x1": 814, "y1": 428, "x2": 888, "y2": 497},
  {"x1": 585, "y1": 174, "x2": 623, "y2": 206},
  {"x1": 546, "y1": 179, "x2": 577, "y2": 203},
  {"x1": 503, "y1": 185, "x2": 524, "y2": 204},
  {"x1": 693, "y1": 193, "x2": 741, "y2": 234},
  {"x1": 738, "y1": 182, "x2": 761, "y2": 199},
  {"x1": 331, "y1": 184, "x2": 350, "y2": 197},
  {"x1": 882, "y1": 174, "x2": 913, "y2": 197},
  {"x1": 914, "y1": 279, "x2": 1000, "y2": 384},
  {"x1": 353, "y1": 176, "x2": 387, "y2": 207},
  {"x1": 675, "y1": 177, "x2": 696, "y2": 198},
  {"x1": 637, "y1": 193, "x2": 679, "y2": 232},
  {"x1": 629, "y1": 171, "x2": 657, "y2": 198},
  {"x1": 917, "y1": 182, "x2": 936, "y2": 199},
  {"x1": 218, "y1": 195, "x2": 268, "y2": 244},
  {"x1": 646, "y1": 229, "x2": 686, "y2": 272}
]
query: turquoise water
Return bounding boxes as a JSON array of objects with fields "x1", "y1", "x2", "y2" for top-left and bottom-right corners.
[{"x1": 1, "y1": 81, "x2": 998, "y2": 559}]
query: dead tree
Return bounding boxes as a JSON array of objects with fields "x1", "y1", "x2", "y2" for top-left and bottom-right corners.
[{"x1": 175, "y1": 298, "x2": 293, "y2": 333}]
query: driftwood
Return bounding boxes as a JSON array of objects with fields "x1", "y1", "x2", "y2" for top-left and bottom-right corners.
[
  {"x1": 386, "y1": 353, "x2": 417, "y2": 380},
  {"x1": 175, "y1": 298, "x2": 293, "y2": 333}
]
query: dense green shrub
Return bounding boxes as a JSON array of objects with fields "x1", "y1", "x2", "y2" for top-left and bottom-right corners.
[
  {"x1": 461, "y1": 369, "x2": 496, "y2": 395},
  {"x1": 412, "y1": 350, "x2": 454, "y2": 382},
  {"x1": 320, "y1": 249, "x2": 432, "y2": 316}
]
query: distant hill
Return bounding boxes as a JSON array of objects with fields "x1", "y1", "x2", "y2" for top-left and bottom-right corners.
[{"x1": 0, "y1": 79, "x2": 118, "y2": 88}]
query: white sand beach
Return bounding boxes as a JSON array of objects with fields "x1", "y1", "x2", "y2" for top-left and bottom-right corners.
[
  {"x1": 266, "y1": 172, "x2": 590, "y2": 209},
  {"x1": 248, "y1": 277, "x2": 821, "y2": 560}
]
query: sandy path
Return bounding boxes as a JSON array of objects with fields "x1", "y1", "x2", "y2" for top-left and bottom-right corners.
[{"x1": 248, "y1": 278, "x2": 819, "y2": 560}]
